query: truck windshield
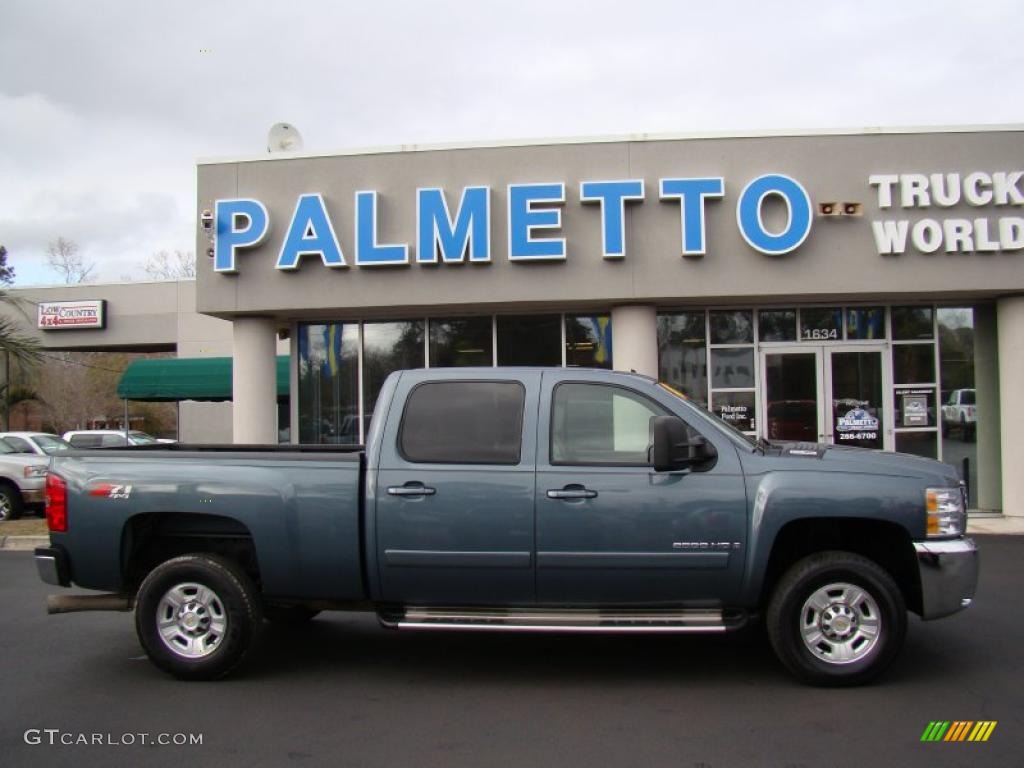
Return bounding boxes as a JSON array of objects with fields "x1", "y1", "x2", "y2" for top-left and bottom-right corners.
[{"x1": 657, "y1": 382, "x2": 758, "y2": 451}]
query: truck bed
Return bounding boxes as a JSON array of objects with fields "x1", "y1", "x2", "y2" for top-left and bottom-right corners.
[{"x1": 49, "y1": 446, "x2": 366, "y2": 601}]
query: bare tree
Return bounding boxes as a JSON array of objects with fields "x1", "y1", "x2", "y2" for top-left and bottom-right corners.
[
  {"x1": 46, "y1": 237, "x2": 96, "y2": 284},
  {"x1": 144, "y1": 250, "x2": 195, "y2": 280}
]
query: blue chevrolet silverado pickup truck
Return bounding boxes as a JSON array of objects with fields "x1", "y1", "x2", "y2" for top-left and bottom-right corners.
[{"x1": 35, "y1": 367, "x2": 978, "y2": 685}]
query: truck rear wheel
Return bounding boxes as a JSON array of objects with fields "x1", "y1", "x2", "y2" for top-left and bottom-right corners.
[
  {"x1": 766, "y1": 551, "x2": 906, "y2": 686},
  {"x1": 135, "y1": 554, "x2": 262, "y2": 680}
]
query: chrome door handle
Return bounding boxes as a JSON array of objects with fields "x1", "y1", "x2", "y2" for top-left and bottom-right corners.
[
  {"x1": 547, "y1": 488, "x2": 598, "y2": 500},
  {"x1": 387, "y1": 485, "x2": 436, "y2": 497}
]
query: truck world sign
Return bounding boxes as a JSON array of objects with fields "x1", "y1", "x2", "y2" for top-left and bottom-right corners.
[
  {"x1": 37, "y1": 300, "x2": 106, "y2": 330},
  {"x1": 212, "y1": 173, "x2": 813, "y2": 273}
]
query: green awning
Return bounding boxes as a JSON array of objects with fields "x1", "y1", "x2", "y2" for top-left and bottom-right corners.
[{"x1": 117, "y1": 356, "x2": 289, "y2": 402}]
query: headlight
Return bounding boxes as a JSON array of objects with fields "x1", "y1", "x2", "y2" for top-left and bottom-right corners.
[
  {"x1": 926, "y1": 486, "x2": 965, "y2": 537},
  {"x1": 23, "y1": 465, "x2": 48, "y2": 478}
]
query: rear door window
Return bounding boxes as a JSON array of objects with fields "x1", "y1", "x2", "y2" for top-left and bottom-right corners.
[{"x1": 400, "y1": 381, "x2": 525, "y2": 464}]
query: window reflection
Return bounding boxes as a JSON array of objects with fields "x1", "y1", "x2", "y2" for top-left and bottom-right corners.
[
  {"x1": 709, "y1": 310, "x2": 753, "y2": 344},
  {"x1": 496, "y1": 315, "x2": 561, "y2": 366},
  {"x1": 429, "y1": 317, "x2": 492, "y2": 367},
  {"x1": 565, "y1": 315, "x2": 612, "y2": 368},
  {"x1": 363, "y1": 320, "x2": 425, "y2": 433},
  {"x1": 657, "y1": 312, "x2": 708, "y2": 405},
  {"x1": 938, "y1": 307, "x2": 977, "y2": 505},
  {"x1": 298, "y1": 323, "x2": 359, "y2": 444}
]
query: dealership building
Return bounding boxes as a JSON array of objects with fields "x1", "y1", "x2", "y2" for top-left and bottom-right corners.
[{"x1": 7, "y1": 126, "x2": 1023, "y2": 515}]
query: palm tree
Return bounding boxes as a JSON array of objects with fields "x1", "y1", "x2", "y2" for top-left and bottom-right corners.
[
  {"x1": 0, "y1": 288, "x2": 41, "y2": 431},
  {"x1": 0, "y1": 293, "x2": 41, "y2": 364},
  {"x1": 0, "y1": 246, "x2": 40, "y2": 364}
]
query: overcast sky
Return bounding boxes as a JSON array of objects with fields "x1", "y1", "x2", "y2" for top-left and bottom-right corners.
[{"x1": 2, "y1": 0, "x2": 1022, "y2": 285}]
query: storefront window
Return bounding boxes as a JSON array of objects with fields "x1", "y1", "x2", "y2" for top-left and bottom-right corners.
[
  {"x1": 893, "y1": 343, "x2": 936, "y2": 384},
  {"x1": 895, "y1": 431, "x2": 938, "y2": 460},
  {"x1": 758, "y1": 309, "x2": 797, "y2": 342},
  {"x1": 894, "y1": 388, "x2": 936, "y2": 428},
  {"x1": 565, "y1": 315, "x2": 613, "y2": 368},
  {"x1": 799, "y1": 307, "x2": 842, "y2": 341},
  {"x1": 429, "y1": 317, "x2": 493, "y2": 367},
  {"x1": 657, "y1": 312, "x2": 708, "y2": 405},
  {"x1": 497, "y1": 314, "x2": 561, "y2": 366},
  {"x1": 709, "y1": 310, "x2": 753, "y2": 344},
  {"x1": 711, "y1": 348, "x2": 755, "y2": 389},
  {"x1": 846, "y1": 307, "x2": 886, "y2": 340},
  {"x1": 892, "y1": 306, "x2": 934, "y2": 340},
  {"x1": 711, "y1": 391, "x2": 756, "y2": 432},
  {"x1": 297, "y1": 323, "x2": 359, "y2": 444},
  {"x1": 363, "y1": 320, "x2": 425, "y2": 432},
  {"x1": 938, "y1": 307, "x2": 977, "y2": 505}
]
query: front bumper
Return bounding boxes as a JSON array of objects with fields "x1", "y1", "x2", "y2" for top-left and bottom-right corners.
[
  {"x1": 914, "y1": 538, "x2": 979, "y2": 619},
  {"x1": 35, "y1": 546, "x2": 71, "y2": 587},
  {"x1": 21, "y1": 488, "x2": 45, "y2": 505}
]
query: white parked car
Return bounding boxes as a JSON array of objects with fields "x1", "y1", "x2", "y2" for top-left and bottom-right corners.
[
  {"x1": 941, "y1": 389, "x2": 976, "y2": 441},
  {"x1": 0, "y1": 431, "x2": 74, "y2": 457},
  {"x1": 61, "y1": 429, "x2": 163, "y2": 448},
  {"x1": 0, "y1": 437, "x2": 49, "y2": 520}
]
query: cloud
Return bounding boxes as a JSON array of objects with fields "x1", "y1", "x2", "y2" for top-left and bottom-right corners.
[{"x1": 1, "y1": 0, "x2": 1023, "y2": 284}]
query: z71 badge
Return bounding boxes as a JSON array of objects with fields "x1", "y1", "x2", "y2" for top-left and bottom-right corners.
[{"x1": 88, "y1": 483, "x2": 133, "y2": 500}]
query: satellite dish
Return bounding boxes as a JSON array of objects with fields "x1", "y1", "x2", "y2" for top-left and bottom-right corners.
[{"x1": 267, "y1": 122, "x2": 304, "y2": 153}]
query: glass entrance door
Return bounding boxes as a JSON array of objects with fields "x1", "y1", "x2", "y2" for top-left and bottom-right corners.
[
  {"x1": 761, "y1": 346, "x2": 891, "y2": 450},
  {"x1": 826, "y1": 348, "x2": 887, "y2": 450},
  {"x1": 763, "y1": 350, "x2": 823, "y2": 442}
]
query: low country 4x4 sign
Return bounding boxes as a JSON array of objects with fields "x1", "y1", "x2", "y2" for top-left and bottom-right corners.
[{"x1": 37, "y1": 300, "x2": 106, "y2": 330}]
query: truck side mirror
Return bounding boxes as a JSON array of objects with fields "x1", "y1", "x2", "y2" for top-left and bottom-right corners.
[{"x1": 651, "y1": 416, "x2": 717, "y2": 472}]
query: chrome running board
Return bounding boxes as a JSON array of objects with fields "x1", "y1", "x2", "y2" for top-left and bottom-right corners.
[{"x1": 382, "y1": 606, "x2": 736, "y2": 633}]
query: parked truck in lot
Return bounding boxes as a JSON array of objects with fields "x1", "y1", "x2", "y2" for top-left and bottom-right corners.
[
  {"x1": 35, "y1": 368, "x2": 978, "y2": 685},
  {"x1": 941, "y1": 388, "x2": 977, "y2": 441}
]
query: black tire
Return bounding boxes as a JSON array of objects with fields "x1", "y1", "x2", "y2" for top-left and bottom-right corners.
[
  {"x1": 264, "y1": 604, "x2": 321, "y2": 624},
  {"x1": 766, "y1": 551, "x2": 906, "y2": 686},
  {"x1": 135, "y1": 554, "x2": 262, "y2": 681},
  {"x1": 0, "y1": 484, "x2": 23, "y2": 521}
]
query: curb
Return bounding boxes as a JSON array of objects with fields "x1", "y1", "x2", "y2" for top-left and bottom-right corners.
[{"x1": 0, "y1": 535, "x2": 50, "y2": 551}]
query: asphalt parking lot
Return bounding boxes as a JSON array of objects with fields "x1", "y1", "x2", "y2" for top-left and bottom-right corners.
[{"x1": 1, "y1": 537, "x2": 1021, "y2": 768}]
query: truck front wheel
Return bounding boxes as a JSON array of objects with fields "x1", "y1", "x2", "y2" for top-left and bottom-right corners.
[
  {"x1": 135, "y1": 554, "x2": 262, "y2": 680},
  {"x1": 766, "y1": 551, "x2": 906, "y2": 686},
  {"x1": 0, "y1": 485, "x2": 23, "y2": 521}
]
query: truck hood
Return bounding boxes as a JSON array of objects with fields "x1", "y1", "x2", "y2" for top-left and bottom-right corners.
[{"x1": 767, "y1": 441, "x2": 959, "y2": 484}]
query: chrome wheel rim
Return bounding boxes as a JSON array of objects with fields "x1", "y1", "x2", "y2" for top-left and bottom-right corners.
[
  {"x1": 799, "y1": 582, "x2": 881, "y2": 665},
  {"x1": 0, "y1": 494, "x2": 11, "y2": 520},
  {"x1": 156, "y1": 582, "x2": 228, "y2": 659}
]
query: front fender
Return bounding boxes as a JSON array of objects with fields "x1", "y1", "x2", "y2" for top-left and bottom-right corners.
[{"x1": 741, "y1": 471, "x2": 923, "y2": 606}]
